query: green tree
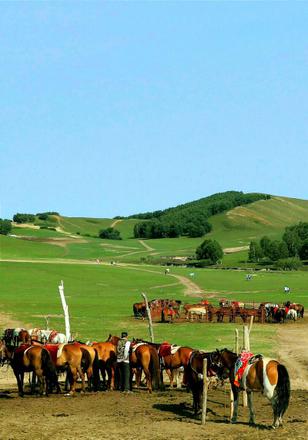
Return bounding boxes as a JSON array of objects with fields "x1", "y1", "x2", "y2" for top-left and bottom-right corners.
[
  {"x1": 99, "y1": 227, "x2": 122, "y2": 240},
  {"x1": 299, "y1": 239, "x2": 308, "y2": 260},
  {"x1": 248, "y1": 241, "x2": 263, "y2": 262},
  {"x1": 196, "y1": 239, "x2": 223, "y2": 264},
  {"x1": 0, "y1": 219, "x2": 12, "y2": 235}
]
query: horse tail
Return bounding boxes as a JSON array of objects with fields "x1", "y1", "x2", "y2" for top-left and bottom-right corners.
[
  {"x1": 149, "y1": 347, "x2": 160, "y2": 391},
  {"x1": 133, "y1": 304, "x2": 138, "y2": 317},
  {"x1": 301, "y1": 306, "x2": 304, "y2": 318},
  {"x1": 81, "y1": 348, "x2": 92, "y2": 372},
  {"x1": 41, "y1": 348, "x2": 58, "y2": 391},
  {"x1": 273, "y1": 363, "x2": 290, "y2": 418}
]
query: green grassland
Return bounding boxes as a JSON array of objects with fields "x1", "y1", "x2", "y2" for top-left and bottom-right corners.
[
  {"x1": 5, "y1": 195, "x2": 308, "y2": 266},
  {"x1": 1, "y1": 260, "x2": 307, "y2": 357},
  {"x1": 1, "y1": 194, "x2": 308, "y2": 358}
]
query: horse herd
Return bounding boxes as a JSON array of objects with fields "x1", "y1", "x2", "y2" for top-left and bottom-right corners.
[
  {"x1": 133, "y1": 298, "x2": 304, "y2": 324},
  {"x1": 0, "y1": 330, "x2": 290, "y2": 429}
]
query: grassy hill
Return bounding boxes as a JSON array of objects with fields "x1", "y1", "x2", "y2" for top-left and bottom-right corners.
[{"x1": 3, "y1": 195, "x2": 308, "y2": 265}]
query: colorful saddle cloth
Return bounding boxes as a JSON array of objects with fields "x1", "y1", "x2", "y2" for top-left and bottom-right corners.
[{"x1": 234, "y1": 351, "x2": 254, "y2": 387}]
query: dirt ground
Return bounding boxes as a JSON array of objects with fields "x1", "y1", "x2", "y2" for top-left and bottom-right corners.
[
  {"x1": 0, "y1": 382, "x2": 307, "y2": 440},
  {"x1": 0, "y1": 308, "x2": 307, "y2": 439}
]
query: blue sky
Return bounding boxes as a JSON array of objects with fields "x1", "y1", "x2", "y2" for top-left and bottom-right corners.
[{"x1": 1, "y1": 2, "x2": 307, "y2": 220}]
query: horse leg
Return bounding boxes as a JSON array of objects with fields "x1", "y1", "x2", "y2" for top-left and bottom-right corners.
[
  {"x1": 247, "y1": 391, "x2": 256, "y2": 425},
  {"x1": 143, "y1": 366, "x2": 152, "y2": 393},
  {"x1": 165, "y1": 368, "x2": 173, "y2": 387},
  {"x1": 68, "y1": 367, "x2": 78, "y2": 395},
  {"x1": 77, "y1": 366, "x2": 86, "y2": 393},
  {"x1": 230, "y1": 386, "x2": 239, "y2": 423},
  {"x1": 14, "y1": 370, "x2": 24, "y2": 397}
]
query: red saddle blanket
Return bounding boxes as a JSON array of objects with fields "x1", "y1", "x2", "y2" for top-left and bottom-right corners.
[
  {"x1": 44, "y1": 344, "x2": 60, "y2": 364},
  {"x1": 14, "y1": 344, "x2": 31, "y2": 356},
  {"x1": 159, "y1": 342, "x2": 171, "y2": 357},
  {"x1": 234, "y1": 351, "x2": 254, "y2": 387}
]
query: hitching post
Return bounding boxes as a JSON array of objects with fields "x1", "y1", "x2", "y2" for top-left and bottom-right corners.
[
  {"x1": 58, "y1": 280, "x2": 71, "y2": 342},
  {"x1": 141, "y1": 292, "x2": 154, "y2": 343},
  {"x1": 201, "y1": 358, "x2": 208, "y2": 425}
]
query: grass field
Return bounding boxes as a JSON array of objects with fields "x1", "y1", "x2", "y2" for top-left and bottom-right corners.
[
  {"x1": 2, "y1": 259, "x2": 307, "y2": 357},
  {"x1": 2, "y1": 195, "x2": 308, "y2": 359}
]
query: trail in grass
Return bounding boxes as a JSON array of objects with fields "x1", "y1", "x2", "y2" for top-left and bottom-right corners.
[
  {"x1": 110, "y1": 219, "x2": 123, "y2": 228},
  {"x1": 138, "y1": 240, "x2": 155, "y2": 251}
]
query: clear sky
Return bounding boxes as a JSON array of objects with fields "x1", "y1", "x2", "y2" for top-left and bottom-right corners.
[{"x1": 1, "y1": 1, "x2": 307, "y2": 220}]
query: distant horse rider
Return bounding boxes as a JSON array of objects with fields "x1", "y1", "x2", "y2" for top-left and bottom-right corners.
[
  {"x1": 116, "y1": 331, "x2": 131, "y2": 393},
  {"x1": 284, "y1": 286, "x2": 290, "y2": 294}
]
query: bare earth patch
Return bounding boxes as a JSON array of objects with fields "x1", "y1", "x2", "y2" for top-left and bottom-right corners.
[{"x1": 0, "y1": 387, "x2": 307, "y2": 440}]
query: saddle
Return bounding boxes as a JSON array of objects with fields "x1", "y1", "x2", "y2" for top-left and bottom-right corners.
[
  {"x1": 130, "y1": 342, "x2": 147, "y2": 353},
  {"x1": 159, "y1": 342, "x2": 180, "y2": 358},
  {"x1": 234, "y1": 352, "x2": 263, "y2": 387}
]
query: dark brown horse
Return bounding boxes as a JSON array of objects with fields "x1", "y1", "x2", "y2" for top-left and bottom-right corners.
[
  {"x1": 212, "y1": 348, "x2": 290, "y2": 428},
  {"x1": 0, "y1": 341, "x2": 58, "y2": 397},
  {"x1": 185, "y1": 350, "x2": 224, "y2": 416}
]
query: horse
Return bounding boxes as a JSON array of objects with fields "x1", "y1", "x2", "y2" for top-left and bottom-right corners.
[
  {"x1": 286, "y1": 308, "x2": 297, "y2": 321},
  {"x1": 91, "y1": 341, "x2": 117, "y2": 390},
  {"x1": 44, "y1": 342, "x2": 94, "y2": 395},
  {"x1": 133, "y1": 302, "x2": 146, "y2": 318},
  {"x1": 285, "y1": 302, "x2": 304, "y2": 319},
  {"x1": 185, "y1": 350, "x2": 225, "y2": 416},
  {"x1": 212, "y1": 348, "x2": 290, "y2": 429},
  {"x1": 107, "y1": 336, "x2": 161, "y2": 393},
  {"x1": 0, "y1": 340, "x2": 59, "y2": 397},
  {"x1": 186, "y1": 306, "x2": 207, "y2": 321},
  {"x1": 3, "y1": 328, "x2": 30, "y2": 346}
]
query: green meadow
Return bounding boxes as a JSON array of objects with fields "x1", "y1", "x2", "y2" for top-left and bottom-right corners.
[
  {"x1": 1, "y1": 195, "x2": 308, "y2": 358},
  {"x1": 2, "y1": 260, "x2": 307, "y2": 357}
]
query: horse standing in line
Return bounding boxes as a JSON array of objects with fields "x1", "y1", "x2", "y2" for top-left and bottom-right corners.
[
  {"x1": 107, "y1": 335, "x2": 161, "y2": 393},
  {"x1": 91, "y1": 341, "x2": 117, "y2": 390},
  {"x1": 0, "y1": 340, "x2": 59, "y2": 397},
  {"x1": 185, "y1": 350, "x2": 225, "y2": 416},
  {"x1": 212, "y1": 348, "x2": 290, "y2": 429}
]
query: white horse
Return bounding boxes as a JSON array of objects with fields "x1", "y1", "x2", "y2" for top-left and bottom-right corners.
[
  {"x1": 187, "y1": 307, "x2": 207, "y2": 321},
  {"x1": 49, "y1": 332, "x2": 67, "y2": 344},
  {"x1": 286, "y1": 309, "x2": 297, "y2": 321}
]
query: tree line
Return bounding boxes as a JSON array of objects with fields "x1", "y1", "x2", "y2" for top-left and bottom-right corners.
[
  {"x1": 131, "y1": 191, "x2": 270, "y2": 239},
  {"x1": 248, "y1": 222, "x2": 308, "y2": 269}
]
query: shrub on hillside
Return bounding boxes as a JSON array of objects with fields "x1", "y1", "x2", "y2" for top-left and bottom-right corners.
[
  {"x1": 99, "y1": 227, "x2": 122, "y2": 240},
  {"x1": 275, "y1": 257, "x2": 302, "y2": 271},
  {"x1": 0, "y1": 219, "x2": 12, "y2": 235}
]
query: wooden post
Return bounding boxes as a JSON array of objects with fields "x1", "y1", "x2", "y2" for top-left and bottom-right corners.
[
  {"x1": 235, "y1": 328, "x2": 239, "y2": 355},
  {"x1": 242, "y1": 325, "x2": 250, "y2": 407},
  {"x1": 230, "y1": 327, "x2": 239, "y2": 420},
  {"x1": 201, "y1": 358, "x2": 208, "y2": 425},
  {"x1": 58, "y1": 280, "x2": 71, "y2": 342},
  {"x1": 141, "y1": 292, "x2": 154, "y2": 343},
  {"x1": 248, "y1": 315, "x2": 254, "y2": 334}
]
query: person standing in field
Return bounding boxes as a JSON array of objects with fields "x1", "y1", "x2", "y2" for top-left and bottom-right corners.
[{"x1": 116, "y1": 331, "x2": 131, "y2": 393}]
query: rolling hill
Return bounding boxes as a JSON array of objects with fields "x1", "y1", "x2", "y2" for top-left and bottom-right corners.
[{"x1": 2, "y1": 194, "x2": 308, "y2": 265}]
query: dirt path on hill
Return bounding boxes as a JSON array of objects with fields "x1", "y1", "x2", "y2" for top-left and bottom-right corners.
[
  {"x1": 139, "y1": 240, "x2": 155, "y2": 251},
  {"x1": 110, "y1": 219, "x2": 123, "y2": 228}
]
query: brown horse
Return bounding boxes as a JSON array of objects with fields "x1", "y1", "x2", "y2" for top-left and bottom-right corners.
[
  {"x1": 213, "y1": 348, "x2": 290, "y2": 428},
  {"x1": 91, "y1": 341, "x2": 117, "y2": 390},
  {"x1": 107, "y1": 336, "x2": 161, "y2": 393},
  {"x1": 185, "y1": 350, "x2": 224, "y2": 416},
  {"x1": 158, "y1": 343, "x2": 194, "y2": 388},
  {"x1": 44, "y1": 342, "x2": 93, "y2": 395},
  {"x1": 0, "y1": 341, "x2": 59, "y2": 397}
]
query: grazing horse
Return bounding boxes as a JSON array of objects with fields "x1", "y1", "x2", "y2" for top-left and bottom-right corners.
[
  {"x1": 213, "y1": 348, "x2": 290, "y2": 429},
  {"x1": 185, "y1": 350, "x2": 224, "y2": 416},
  {"x1": 0, "y1": 341, "x2": 59, "y2": 397}
]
